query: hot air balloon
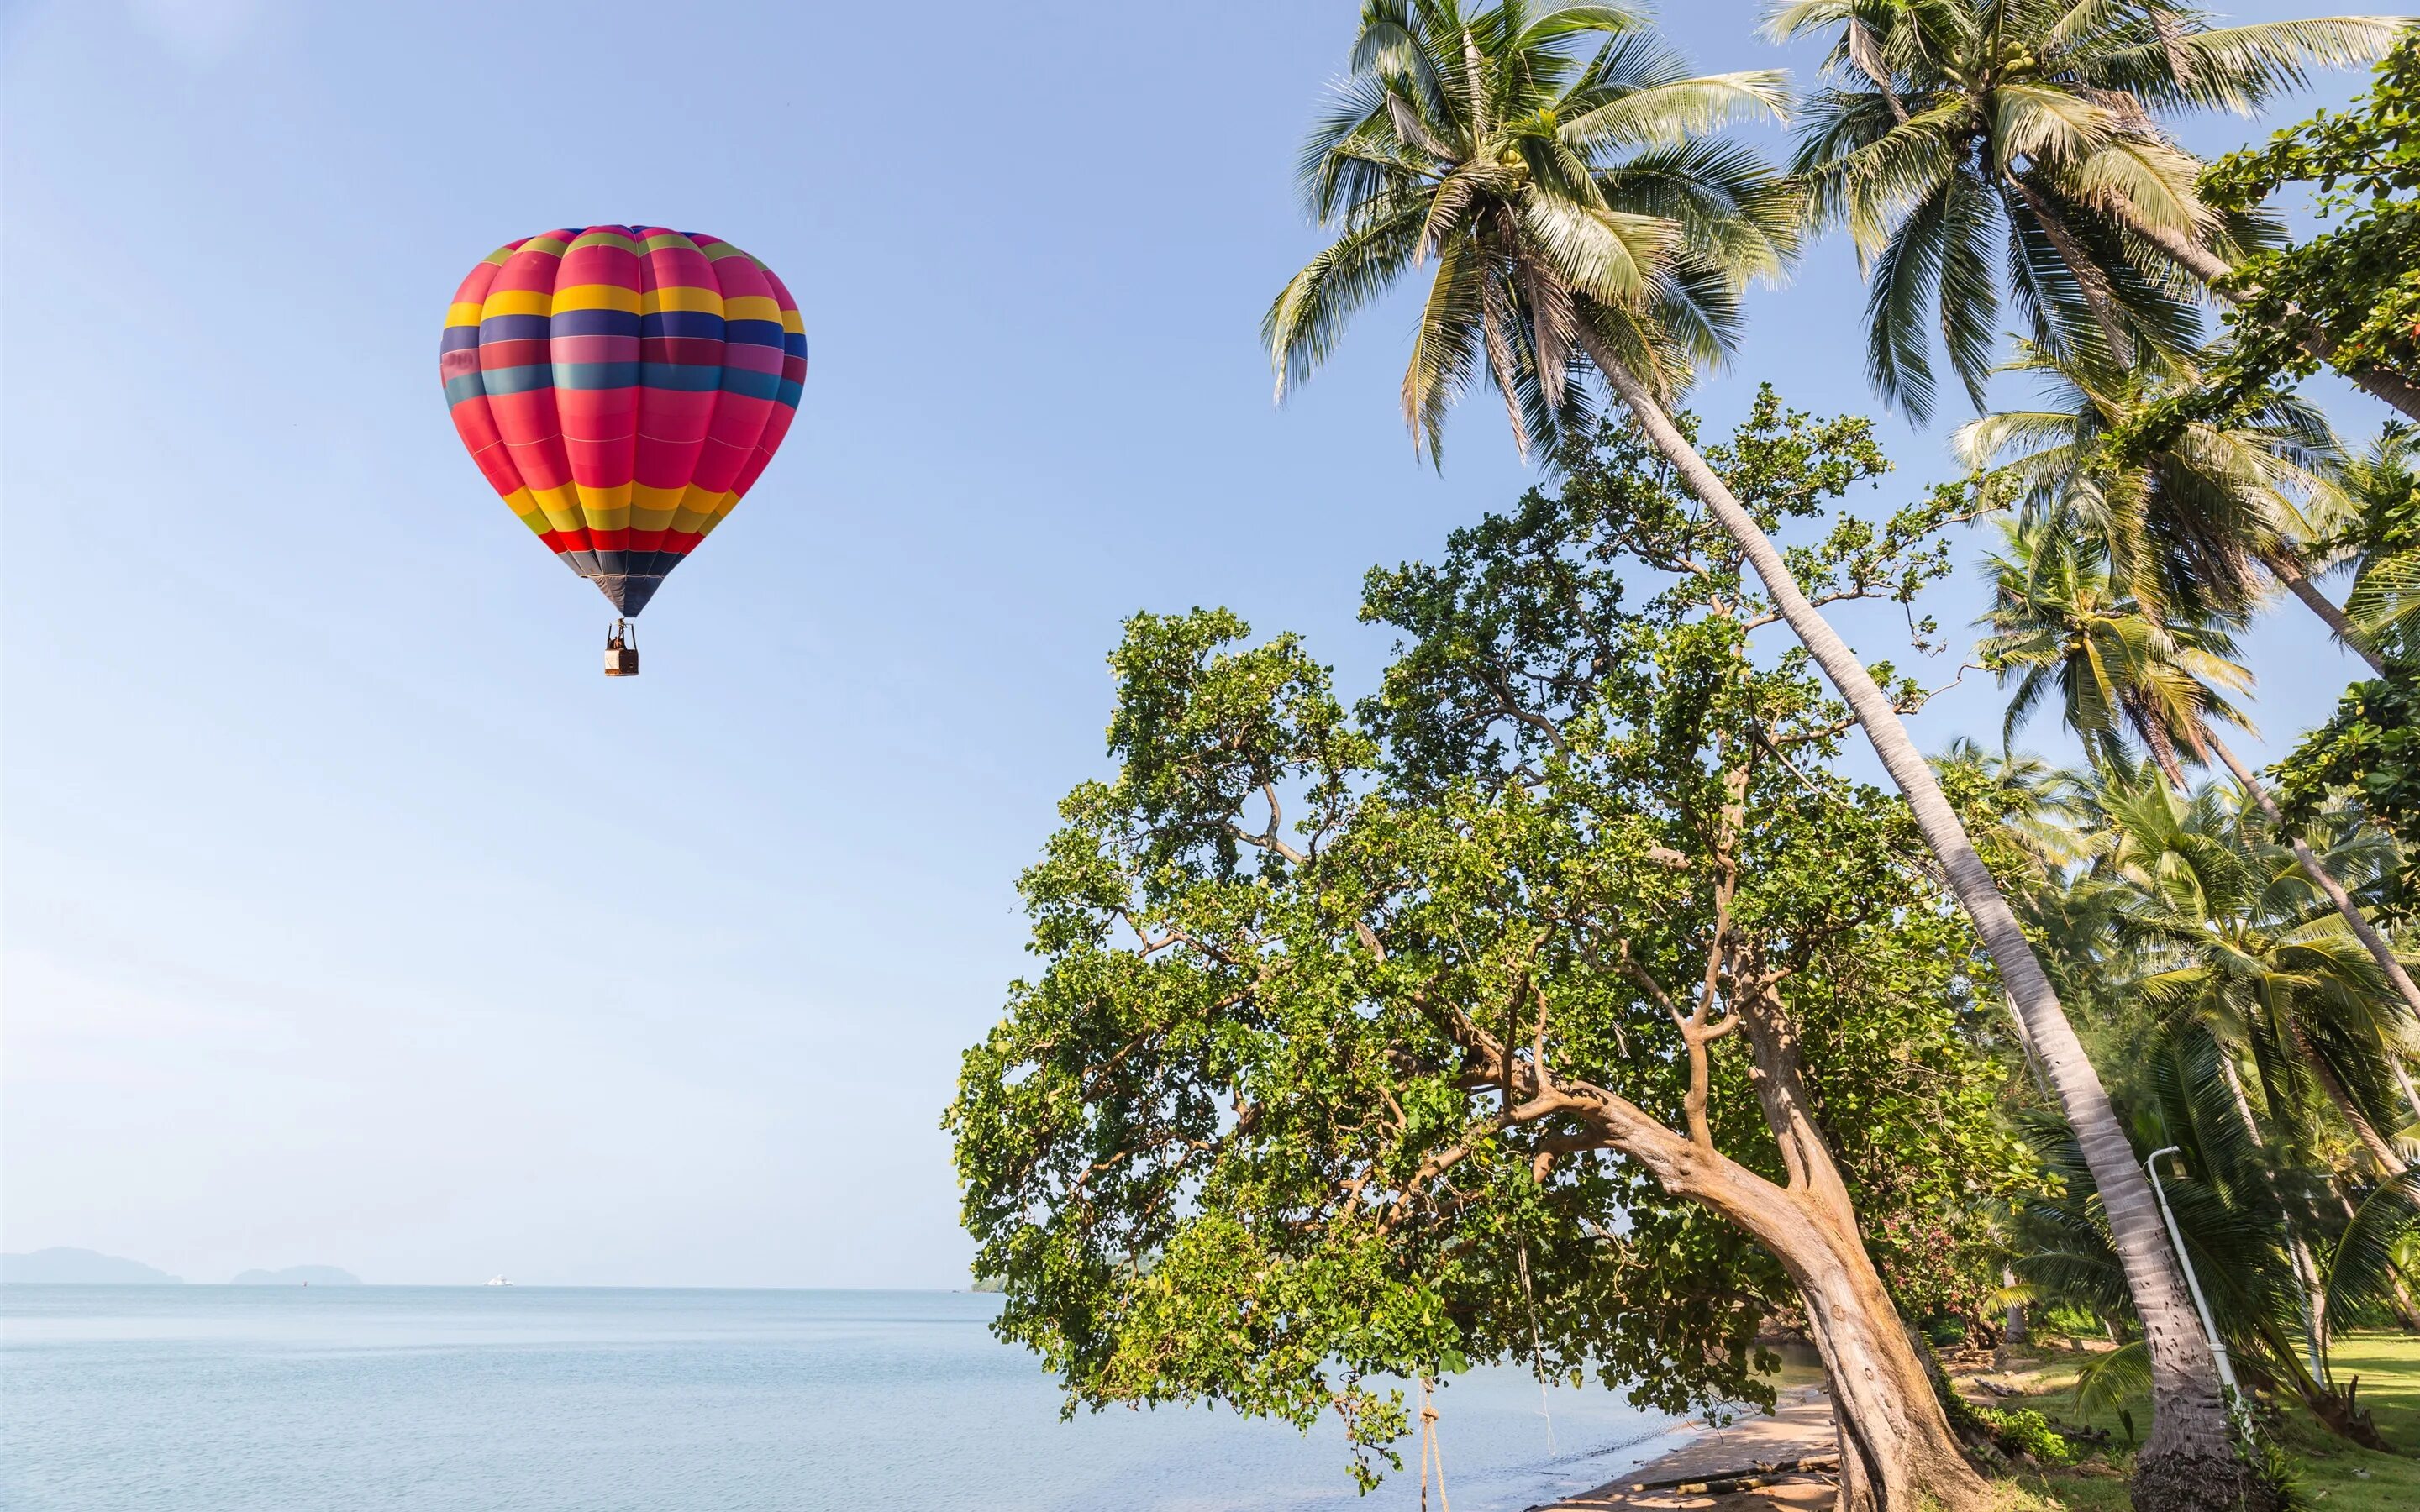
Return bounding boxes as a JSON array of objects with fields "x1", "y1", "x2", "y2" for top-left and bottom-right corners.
[{"x1": 439, "y1": 227, "x2": 806, "y2": 675}]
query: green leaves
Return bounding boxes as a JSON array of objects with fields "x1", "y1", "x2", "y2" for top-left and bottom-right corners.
[
  {"x1": 1782, "y1": 0, "x2": 2394, "y2": 422},
  {"x1": 1268, "y1": 0, "x2": 1797, "y2": 461},
  {"x1": 946, "y1": 401, "x2": 2028, "y2": 1484}
]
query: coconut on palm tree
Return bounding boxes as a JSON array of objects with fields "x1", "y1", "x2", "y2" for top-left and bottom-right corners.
[
  {"x1": 1267, "y1": 4, "x2": 2249, "y2": 1505},
  {"x1": 1776, "y1": 0, "x2": 2416, "y2": 423}
]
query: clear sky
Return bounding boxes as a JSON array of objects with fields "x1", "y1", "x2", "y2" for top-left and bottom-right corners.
[{"x1": 1, "y1": 1, "x2": 2387, "y2": 1287}]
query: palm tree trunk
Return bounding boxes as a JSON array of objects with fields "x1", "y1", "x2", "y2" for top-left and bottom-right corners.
[
  {"x1": 2206, "y1": 734, "x2": 2420, "y2": 1026},
  {"x1": 2123, "y1": 213, "x2": 2420, "y2": 423},
  {"x1": 2217, "y1": 1050, "x2": 2329, "y2": 1379},
  {"x1": 2265, "y1": 552, "x2": 2387, "y2": 676},
  {"x1": 2298, "y1": 1020, "x2": 2410, "y2": 1178},
  {"x1": 2007, "y1": 177, "x2": 2134, "y2": 365},
  {"x1": 1587, "y1": 348, "x2": 2252, "y2": 1506},
  {"x1": 2139, "y1": 713, "x2": 2191, "y2": 791}
]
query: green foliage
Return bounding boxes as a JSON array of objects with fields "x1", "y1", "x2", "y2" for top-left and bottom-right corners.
[
  {"x1": 1972, "y1": 1403, "x2": 2079, "y2": 1466},
  {"x1": 2279, "y1": 669, "x2": 2420, "y2": 906},
  {"x1": 945, "y1": 399, "x2": 2029, "y2": 1484},
  {"x1": 2120, "y1": 33, "x2": 2420, "y2": 447},
  {"x1": 2197, "y1": 34, "x2": 2420, "y2": 402},
  {"x1": 1265, "y1": 0, "x2": 1800, "y2": 461},
  {"x1": 1776, "y1": 0, "x2": 2401, "y2": 422}
]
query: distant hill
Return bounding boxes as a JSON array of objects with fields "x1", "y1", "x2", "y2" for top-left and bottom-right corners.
[
  {"x1": 1, "y1": 1247, "x2": 183, "y2": 1284},
  {"x1": 230, "y1": 1265, "x2": 361, "y2": 1286}
]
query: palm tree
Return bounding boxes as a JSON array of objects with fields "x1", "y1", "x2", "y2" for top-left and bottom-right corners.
[
  {"x1": 1980, "y1": 515, "x2": 2420, "y2": 1024},
  {"x1": 2102, "y1": 769, "x2": 2416, "y2": 1179},
  {"x1": 1958, "y1": 343, "x2": 2376, "y2": 670},
  {"x1": 1776, "y1": 0, "x2": 2416, "y2": 423},
  {"x1": 1267, "y1": 4, "x2": 2244, "y2": 1500},
  {"x1": 2338, "y1": 428, "x2": 2420, "y2": 660}
]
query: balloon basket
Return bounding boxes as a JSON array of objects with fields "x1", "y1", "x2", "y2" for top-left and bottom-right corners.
[{"x1": 604, "y1": 619, "x2": 639, "y2": 677}]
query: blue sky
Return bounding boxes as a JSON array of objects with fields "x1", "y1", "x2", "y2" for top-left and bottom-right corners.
[{"x1": 1, "y1": 0, "x2": 2388, "y2": 1286}]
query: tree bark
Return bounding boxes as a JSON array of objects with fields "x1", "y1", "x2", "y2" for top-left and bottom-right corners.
[
  {"x1": 1588, "y1": 349, "x2": 2260, "y2": 1512},
  {"x1": 2206, "y1": 734, "x2": 2420, "y2": 1027},
  {"x1": 2123, "y1": 213, "x2": 2420, "y2": 424},
  {"x1": 2009, "y1": 176, "x2": 2135, "y2": 366},
  {"x1": 2266, "y1": 554, "x2": 2387, "y2": 676},
  {"x1": 2217, "y1": 1051, "x2": 2333, "y2": 1387},
  {"x1": 1595, "y1": 1094, "x2": 1987, "y2": 1509}
]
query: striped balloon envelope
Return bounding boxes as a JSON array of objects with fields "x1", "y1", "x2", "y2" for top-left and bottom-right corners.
[{"x1": 439, "y1": 227, "x2": 807, "y2": 617}]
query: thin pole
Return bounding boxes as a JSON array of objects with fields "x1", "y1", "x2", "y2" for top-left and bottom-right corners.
[{"x1": 2144, "y1": 1146, "x2": 2241, "y2": 1419}]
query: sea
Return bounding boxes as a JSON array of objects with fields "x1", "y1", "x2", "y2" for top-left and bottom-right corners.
[{"x1": 0, "y1": 1286, "x2": 1697, "y2": 1511}]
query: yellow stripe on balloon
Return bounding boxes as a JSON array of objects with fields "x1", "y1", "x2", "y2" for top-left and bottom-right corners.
[
  {"x1": 446, "y1": 302, "x2": 487, "y2": 328},
  {"x1": 639, "y1": 286, "x2": 723, "y2": 315},
  {"x1": 481, "y1": 288, "x2": 553, "y2": 318},
  {"x1": 550, "y1": 283, "x2": 642, "y2": 314},
  {"x1": 575, "y1": 481, "x2": 634, "y2": 529},
  {"x1": 503, "y1": 488, "x2": 550, "y2": 534},
  {"x1": 566, "y1": 229, "x2": 641, "y2": 254},
  {"x1": 781, "y1": 310, "x2": 806, "y2": 333},
  {"x1": 630, "y1": 483, "x2": 686, "y2": 529},
  {"x1": 722, "y1": 295, "x2": 782, "y2": 323},
  {"x1": 530, "y1": 485, "x2": 585, "y2": 533}
]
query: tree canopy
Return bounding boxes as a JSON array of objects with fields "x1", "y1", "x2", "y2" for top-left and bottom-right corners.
[{"x1": 947, "y1": 400, "x2": 2030, "y2": 1487}]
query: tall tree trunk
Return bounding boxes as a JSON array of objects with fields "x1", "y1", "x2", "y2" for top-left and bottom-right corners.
[
  {"x1": 2009, "y1": 176, "x2": 2135, "y2": 365},
  {"x1": 1588, "y1": 349, "x2": 2260, "y2": 1512},
  {"x1": 2206, "y1": 735, "x2": 2420, "y2": 1025},
  {"x1": 2296, "y1": 1019, "x2": 2410, "y2": 1178},
  {"x1": 2265, "y1": 553, "x2": 2387, "y2": 676},
  {"x1": 2123, "y1": 213, "x2": 2420, "y2": 424},
  {"x1": 2217, "y1": 1051, "x2": 2331, "y2": 1380}
]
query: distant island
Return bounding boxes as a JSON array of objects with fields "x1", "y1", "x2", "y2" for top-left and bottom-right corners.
[
  {"x1": 231, "y1": 1265, "x2": 361, "y2": 1286},
  {"x1": 1, "y1": 1247, "x2": 182, "y2": 1284}
]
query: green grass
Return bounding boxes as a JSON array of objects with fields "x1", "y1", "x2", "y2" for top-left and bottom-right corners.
[{"x1": 1978, "y1": 1333, "x2": 2420, "y2": 1510}]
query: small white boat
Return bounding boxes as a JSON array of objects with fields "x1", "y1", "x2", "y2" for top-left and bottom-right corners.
[{"x1": 485, "y1": 1275, "x2": 512, "y2": 1287}]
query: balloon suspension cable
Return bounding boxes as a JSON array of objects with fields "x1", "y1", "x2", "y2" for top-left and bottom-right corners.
[
  {"x1": 1418, "y1": 1376, "x2": 1451, "y2": 1512},
  {"x1": 1517, "y1": 1237, "x2": 1556, "y2": 1457}
]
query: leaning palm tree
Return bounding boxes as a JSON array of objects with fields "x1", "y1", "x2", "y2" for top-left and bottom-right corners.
[
  {"x1": 1267, "y1": 5, "x2": 2245, "y2": 1504},
  {"x1": 1776, "y1": 0, "x2": 2416, "y2": 423},
  {"x1": 2105, "y1": 769, "x2": 2417, "y2": 1179},
  {"x1": 1981, "y1": 514, "x2": 2420, "y2": 1025},
  {"x1": 1959, "y1": 343, "x2": 2373, "y2": 668}
]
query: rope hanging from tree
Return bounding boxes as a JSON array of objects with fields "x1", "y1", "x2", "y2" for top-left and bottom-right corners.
[
  {"x1": 1516, "y1": 1236, "x2": 1557, "y2": 1456},
  {"x1": 1417, "y1": 1376, "x2": 1451, "y2": 1512}
]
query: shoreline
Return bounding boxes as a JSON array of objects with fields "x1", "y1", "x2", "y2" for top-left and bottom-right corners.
[{"x1": 1545, "y1": 1383, "x2": 1837, "y2": 1509}]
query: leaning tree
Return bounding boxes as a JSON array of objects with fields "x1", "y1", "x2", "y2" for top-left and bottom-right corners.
[
  {"x1": 1265, "y1": 6, "x2": 2253, "y2": 1502},
  {"x1": 951, "y1": 403, "x2": 2044, "y2": 1510}
]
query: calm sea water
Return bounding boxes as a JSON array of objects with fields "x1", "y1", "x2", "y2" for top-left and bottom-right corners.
[{"x1": 1, "y1": 1286, "x2": 1691, "y2": 1511}]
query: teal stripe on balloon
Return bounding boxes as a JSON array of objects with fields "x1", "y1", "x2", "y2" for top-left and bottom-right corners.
[{"x1": 480, "y1": 364, "x2": 555, "y2": 396}]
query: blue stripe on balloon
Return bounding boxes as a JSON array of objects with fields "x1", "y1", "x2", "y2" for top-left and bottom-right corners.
[
  {"x1": 553, "y1": 360, "x2": 642, "y2": 391},
  {"x1": 782, "y1": 332, "x2": 808, "y2": 358},
  {"x1": 639, "y1": 362, "x2": 725, "y2": 392},
  {"x1": 443, "y1": 372, "x2": 488, "y2": 406},
  {"x1": 440, "y1": 326, "x2": 481, "y2": 354},
  {"x1": 718, "y1": 367, "x2": 783, "y2": 401},
  {"x1": 479, "y1": 364, "x2": 555, "y2": 396},
  {"x1": 775, "y1": 379, "x2": 804, "y2": 407},
  {"x1": 640, "y1": 311, "x2": 726, "y2": 339},
  {"x1": 479, "y1": 313, "x2": 550, "y2": 343},
  {"x1": 723, "y1": 319, "x2": 785, "y2": 348},
  {"x1": 550, "y1": 308, "x2": 641, "y2": 338}
]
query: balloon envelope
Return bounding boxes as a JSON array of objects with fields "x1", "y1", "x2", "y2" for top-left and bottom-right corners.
[{"x1": 439, "y1": 227, "x2": 806, "y2": 615}]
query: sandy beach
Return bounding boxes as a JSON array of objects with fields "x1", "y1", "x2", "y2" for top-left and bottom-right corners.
[{"x1": 1548, "y1": 1384, "x2": 1839, "y2": 1510}]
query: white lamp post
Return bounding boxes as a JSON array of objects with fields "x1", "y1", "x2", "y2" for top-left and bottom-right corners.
[{"x1": 2144, "y1": 1144, "x2": 2242, "y2": 1417}]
